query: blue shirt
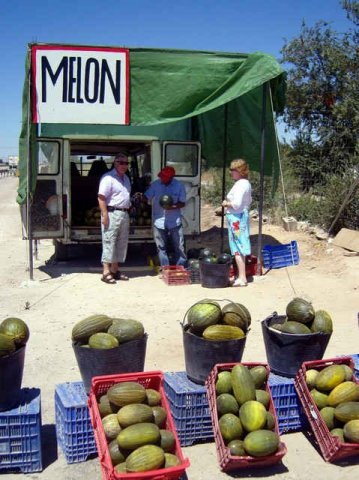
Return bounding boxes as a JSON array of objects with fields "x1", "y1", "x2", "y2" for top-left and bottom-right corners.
[{"x1": 145, "y1": 178, "x2": 186, "y2": 229}]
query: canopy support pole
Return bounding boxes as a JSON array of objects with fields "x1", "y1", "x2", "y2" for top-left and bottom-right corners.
[
  {"x1": 220, "y1": 104, "x2": 228, "y2": 253},
  {"x1": 26, "y1": 62, "x2": 34, "y2": 281},
  {"x1": 256, "y1": 82, "x2": 268, "y2": 275}
]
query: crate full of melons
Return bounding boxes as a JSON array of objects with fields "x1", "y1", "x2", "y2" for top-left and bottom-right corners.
[
  {"x1": 206, "y1": 362, "x2": 287, "y2": 471},
  {"x1": 294, "y1": 356, "x2": 359, "y2": 462},
  {"x1": 88, "y1": 371, "x2": 190, "y2": 480}
]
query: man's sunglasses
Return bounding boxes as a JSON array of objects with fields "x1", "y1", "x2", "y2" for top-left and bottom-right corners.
[{"x1": 115, "y1": 161, "x2": 129, "y2": 166}]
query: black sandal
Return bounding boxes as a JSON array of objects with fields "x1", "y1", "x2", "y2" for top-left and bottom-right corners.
[
  {"x1": 101, "y1": 272, "x2": 116, "y2": 284},
  {"x1": 111, "y1": 271, "x2": 129, "y2": 281}
]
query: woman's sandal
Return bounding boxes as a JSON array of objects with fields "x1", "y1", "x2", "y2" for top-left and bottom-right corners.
[
  {"x1": 232, "y1": 278, "x2": 248, "y2": 287},
  {"x1": 101, "y1": 272, "x2": 116, "y2": 284},
  {"x1": 111, "y1": 271, "x2": 129, "y2": 281}
]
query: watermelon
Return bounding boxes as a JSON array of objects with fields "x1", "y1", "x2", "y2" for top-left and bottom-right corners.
[{"x1": 159, "y1": 195, "x2": 173, "y2": 208}]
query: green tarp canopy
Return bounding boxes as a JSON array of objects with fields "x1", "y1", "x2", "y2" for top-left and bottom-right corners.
[{"x1": 18, "y1": 45, "x2": 286, "y2": 204}]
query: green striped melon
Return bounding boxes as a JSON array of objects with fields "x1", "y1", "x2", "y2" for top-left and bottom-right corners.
[
  {"x1": 280, "y1": 321, "x2": 312, "y2": 334},
  {"x1": 239, "y1": 400, "x2": 267, "y2": 432},
  {"x1": 202, "y1": 324, "x2": 245, "y2": 341},
  {"x1": 117, "y1": 422, "x2": 160, "y2": 450},
  {"x1": 107, "y1": 382, "x2": 146, "y2": 407},
  {"x1": 243, "y1": 430, "x2": 279, "y2": 457},
  {"x1": 107, "y1": 318, "x2": 145, "y2": 343},
  {"x1": 88, "y1": 332, "x2": 119, "y2": 349},
  {"x1": 311, "y1": 310, "x2": 333, "y2": 333},
  {"x1": 117, "y1": 403, "x2": 154, "y2": 428},
  {"x1": 231, "y1": 364, "x2": 256, "y2": 406},
  {"x1": 219, "y1": 413, "x2": 243, "y2": 443},
  {"x1": 222, "y1": 302, "x2": 251, "y2": 331},
  {"x1": 72, "y1": 314, "x2": 113, "y2": 342},
  {"x1": 187, "y1": 301, "x2": 222, "y2": 333},
  {"x1": 125, "y1": 445, "x2": 165, "y2": 472},
  {"x1": 0, "y1": 317, "x2": 29, "y2": 346},
  {"x1": 286, "y1": 298, "x2": 315, "y2": 324}
]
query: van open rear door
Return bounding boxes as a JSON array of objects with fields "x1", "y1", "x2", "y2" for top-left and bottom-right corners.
[
  {"x1": 22, "y1": 140, "x2": 65, "y2": 239},
  {"x1": 162, "y1": 141, "x2": 201, "y2": 236}
]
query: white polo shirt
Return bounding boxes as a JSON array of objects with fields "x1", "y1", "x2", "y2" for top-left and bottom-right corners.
[{"x1": 98, "y1": 168, "x2": 131, "y2": 208}]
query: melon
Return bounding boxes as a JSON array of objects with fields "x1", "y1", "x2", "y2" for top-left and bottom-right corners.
[
  {"x1": 187, "y1": 301, "x2": 222, "y2": 333},
  {"x1": 286, "y1": 297, "x2": 315, "y2": 324},
  {"x1": 311, "y1": 310, "x2": 333, "y2": 333},
  {"x1": 159, "y1": 194, "x2": 173, "y2": 208},
  {"x1": 0, "y1": 317, "x2": 29, "y2": 347}
]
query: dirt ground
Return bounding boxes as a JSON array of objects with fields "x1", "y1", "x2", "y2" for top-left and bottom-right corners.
[{"x1": 0, "y1": 175, "x2": 358, "y2": 479}]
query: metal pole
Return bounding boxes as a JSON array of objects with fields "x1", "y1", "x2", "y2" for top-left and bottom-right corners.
[
  {"x1": 256, "y1": 82, "x2": 268, "y2": 275},
  {"x1": 220, "y1": 104, "x2": 228, "y2": 253},
  {"x1": 26, "y1": 51, "x2": 34, "y2": 280}
]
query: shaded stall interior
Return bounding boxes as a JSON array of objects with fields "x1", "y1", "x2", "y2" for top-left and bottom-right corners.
[{"x1": 69, "y1": 140, "x2": 153, "y2": 229}]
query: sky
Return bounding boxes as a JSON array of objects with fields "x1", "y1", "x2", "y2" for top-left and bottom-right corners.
[{"x1": 0, "y1": 0, "x2": 353, "y2": 160}]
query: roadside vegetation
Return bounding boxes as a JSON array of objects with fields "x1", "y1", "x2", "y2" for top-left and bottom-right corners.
[{"x1": 203, "y1": 1, "x2": 359, "y2": 234}]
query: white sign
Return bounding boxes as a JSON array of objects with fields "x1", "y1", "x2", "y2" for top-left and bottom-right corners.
[{"x1": 31, "y1": 45, "x2": 129, "y2": 124}]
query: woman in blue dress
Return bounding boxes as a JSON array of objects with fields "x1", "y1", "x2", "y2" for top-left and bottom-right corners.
[{"x1": 222, "y1": 159, "x2": 252, "y2": 287}]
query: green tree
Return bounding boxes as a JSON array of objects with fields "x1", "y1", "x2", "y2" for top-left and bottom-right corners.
[
  {"x1": 279, "y1": 1, "x2": 359, "y2": 231},
  {"x1": 280, "y1": 1, "x2": 359, "y2": 191}
]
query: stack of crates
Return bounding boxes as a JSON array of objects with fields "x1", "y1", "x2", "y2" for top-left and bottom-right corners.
[
  {"x1": 268, "y1": 373, "x2": 305, "y2": 434},
  {"x1": 162, "y1": 266, "x2": 191, "y2": 286},
  {"x1": 0, "y1": 388, "x2": 42, "y2": 473},
  {"x1": 55, "y1": 381, "x2": 97, "y2": 463},
  {"x1": 164, "y1": 371, "x2": 213, "y2": 446}
]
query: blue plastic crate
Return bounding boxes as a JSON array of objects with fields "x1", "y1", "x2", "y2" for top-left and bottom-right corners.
[
  {"x1": 262, "y1": 240, "x2": 299, "y2": 269},
  {"x1": 55, "y1": 382, "x2": 97, "y2": 463},
  {"x1": 172, "y1": 414, "x2": 213, "y2": 433},
  {"x1": 350, "y1": 353, "x2": 359, "y2": 379},
  {"x1": 336, "y1": 354, "x2": 359, "y2": 380},
  {"x1": 269, "y1": 373, "x2": 304, "y2": 434},
  {"x1": 164, "y1": 371, "x2": 209, "y2": 417},
  {"x1": 164, "y1": 372, "x2": 214, "y2": 446},
  {"x1": 0, "y1": 388, "x2": 42, "y2": 473},
  {"x1": 173, "y1": 415, "x2": 214, "y2": 447}
]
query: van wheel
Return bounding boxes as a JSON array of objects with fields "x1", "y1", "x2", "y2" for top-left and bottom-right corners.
[{"x1": 53, "y1": 241, "x2": 69, "y2": 260}]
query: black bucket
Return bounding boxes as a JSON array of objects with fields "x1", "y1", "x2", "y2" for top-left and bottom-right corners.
[
  {"x1": 73, "y1": 334, "x2": 148, "y2": 393},
  {"x1": 261, "y1": 314, "x2": 331, "y2": 377},
  {"x1": 182, "y1": 324, "x2": 247, "y2": 385},
  {"x1": 199, "y1": 261, "x2": 230, "y2": 288},
  {"x1": 0, "y1": 346, "x2": 26, "y2": 411}
]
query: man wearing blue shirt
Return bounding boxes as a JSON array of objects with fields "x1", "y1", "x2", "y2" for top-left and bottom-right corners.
[{"x1": 145, "y1": 166, "x2": 187, "y2": 268}]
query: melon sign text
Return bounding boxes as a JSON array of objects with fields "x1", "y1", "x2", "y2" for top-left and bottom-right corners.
[{"x1": 31, "y1": 45, "x2": 129, "y2": 125}]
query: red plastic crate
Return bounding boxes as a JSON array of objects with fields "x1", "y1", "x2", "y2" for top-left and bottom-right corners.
[
  {"x1": 88, "y1": 371, "x2": 190, "y2": 480},
  {"x1": 230, "y1": 255, "x2": 262, "y2": 279},
  {"x1": 246, "y1": 255, "x2": 262, "y2": 276},
  {"x1": 206, "y1": 362, "x2": 287, "y2": 471},
  {"x1": 161, "y1": 266, "x2": 191, "y2": 286},
  {"x1": 294, "y1": 356, "x2": 359, "y2": 462}
]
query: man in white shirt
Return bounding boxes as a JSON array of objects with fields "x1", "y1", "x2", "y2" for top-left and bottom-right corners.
[{"x1": 98, "y1": 153, "x2": 131, "y2": 284}]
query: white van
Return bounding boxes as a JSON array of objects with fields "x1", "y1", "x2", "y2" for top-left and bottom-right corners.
[{"x1": 24, "y1": 136, "x2": 201, "y2": 258}]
